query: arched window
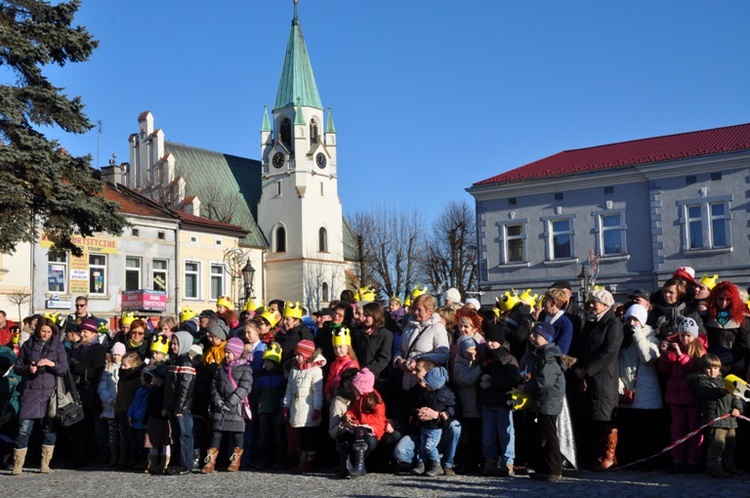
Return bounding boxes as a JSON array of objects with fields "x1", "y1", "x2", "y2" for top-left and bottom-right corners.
[
  {"x1": 280, "y1": 118, "x2": 292, "y2": 149},
  {"x1": 276, "y1": 225, "x2": 286, "y2": 252},
  {"x1": 310, "y1": 119, "x2": 319, "y2": 144},
  {"x1": 322, "y1": 282, "x2": 329, "y2": 302},
  {"x1": 318, "y1": 227, "x2": 328, "y2": 252}
]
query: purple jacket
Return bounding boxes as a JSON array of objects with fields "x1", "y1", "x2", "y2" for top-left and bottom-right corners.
[{"x1": 15, "y1": 334, "x2": 69, "y2": 420}]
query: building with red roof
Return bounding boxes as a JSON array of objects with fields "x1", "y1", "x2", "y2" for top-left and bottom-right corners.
[{"x1": 467, "y1": 123, "x2": 750, "y2": 302}]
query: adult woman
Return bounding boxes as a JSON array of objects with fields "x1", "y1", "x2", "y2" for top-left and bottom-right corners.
[
  {"x1": 351, "y1": 303, "x2": 393, "y2": 383},
  {"x1": 703, "y1": 281, "x2": 750, "y2": 373},
  {"x1": 647, "y1": 278, "x2": 704, "y2": 339},
  {"x1": 541, "y1": 289, "x2": 574, "y2": 355},
  {"x1": 12, "y1": 317, "x2": 69, "y2": 475}
]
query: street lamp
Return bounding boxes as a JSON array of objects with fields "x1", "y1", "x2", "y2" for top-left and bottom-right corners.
[
  {"x1": 241, "y1": 260, "x2": 256, "y2": 302},
  {"x1": 577, "y1": 264, "x2": 591, "y2": 306}
]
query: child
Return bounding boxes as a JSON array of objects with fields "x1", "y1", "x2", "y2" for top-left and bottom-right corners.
[
  {"x1": 143, "y1": 364, "x2": 171, "y2": 474},
  {"x1": 411, "y1": 366, "x2": 456, "y2": 477},
  {"x1": 163, "y1": 331, "x2": 197, "y2": 475},
  {"x1": 239, "y1": 320, "x2": 266, "y2": 374},
  {"x1": 451, "y1": 335, "x2": 483, "y2": 474},
  {"x1": 254, "y1": 342, "x2": 287, "y2": 470},
  {"x1": 282, "y1": 339, "x2": 326, "y2": 474},
  {"x1": 149, "y1": 334, "x2": 170, "y2": 365},
  {"x1": 127, "y1": 366, "x2": 151, "y2": 472},
  {"x1": 658, "y1": 316, "x2": 706, "y2": 473},
  {"x1": 523, "y1": 322, "x2": 566, "y2": 482},
  {"x1": 116, "y1": 352, "x2": 143, "y2": 467},
  {"x1": 202, "y1": 324, "x2": 228, "y2": 366},
  {"x1": 324, "y1": 327, "x2": 360, "y2": 404},
  {"x1": 98, "y1": 342, "x2": 125, "y2": 466},
  {"x1": 451, "y1": 306, "x2": 485, "y2": 368},
  {"x1": 202, "y1": 338, "x2": 253, "y2": 473},
  {"x1": 478, "y1": 324, "x2": 520, "y2": 476},
  {"x1": 690, "y1": 353, "x2": 744, "y2": 478}
]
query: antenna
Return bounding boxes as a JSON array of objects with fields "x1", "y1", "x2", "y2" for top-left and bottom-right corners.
[{"x1": 96, "y1": 120, "x2": 103, "y2": 167}]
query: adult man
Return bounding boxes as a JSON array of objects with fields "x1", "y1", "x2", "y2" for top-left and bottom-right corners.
[
  {"x1": 313, "y1": 308, "x2": 333, "y2": 331},
  {"x1": 0, "y1": 311, "x2": 17, "y2": 347},
  {"x1": 627, "y1": 289, "x2": 651, "y2": 311},
  {"x1": 66, "y1": 296, "x2": 95, "y2": 330}
]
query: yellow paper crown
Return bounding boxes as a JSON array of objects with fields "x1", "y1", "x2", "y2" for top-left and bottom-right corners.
[
  {"x1": 354, "y1": 286, "x2": 377, "y2": 302},
  {"x1": 699, "y1": 274, "x2": 719, "y2": 290},
  {"x1": 262, "y1": 342, "x2": 282, "y2": 364},
  {"x1": 217, "y1": 295, "x2": 234, "y2": 310},
  {"x1": 121, "y1": 312, "x2": 137, "y2": 327},
  {"x1": 283, "y1": 302, "x2": 303, "y2": 320},
  {"x1": 10, "y1": 329, "x2": 20, "y2": 344},
  {"x1": 519, "y1": 289, "x2": 538, "y2": 306},
  {"x1": 507, "y1": 388, "x2": 532, "y2": 411},
  {"x1": 496, "y1": 290, "x2": 520, "y2": 312},
  {"x1": 44, "y1": 311, "x2": 62, "y2": 326},
  {"x1": 259, "y1": 309, "x2": 280, "y2": 327},
  {"x1": 404, "y1": 297, "x2": 412, "y2": 307},
  {"x1": 150, "y1": 334, "x2": 170, "y2": 355},
  {"x1": 243, "y1": 299, "x2": 262, "y2": 313},
  {"x1": 179, "y1": 307, "x2": 196, "y2": 323},
  {"x1": 411, "y1": 285, "x2": 428, "y2": 299},
  {"x1": 332, "y1": 327, "x2": 352, "y2": 347}
]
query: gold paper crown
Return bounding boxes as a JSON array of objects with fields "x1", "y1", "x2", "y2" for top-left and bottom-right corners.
[
  {"x1": 262, "y1": 342, "x2": 282, "y2": 364},
  {"x1": 243, "y1": 299, "x2": 262, "y2": 313},
  {"x1": 121, "y1": 312, "x2": 137, "y2": 326},
  {"x1": 150, "y1": 334, "x2": 170, "y2": 355},
  {"x1": 354, "y1": 286, "x2": 377, "y2": 302},
  {"x1": 508, "y1": 387, "x2": 532, "y2": 411},
  {"x1": 179, "y1": 307, "x2": 195, "y2": 323},
  {"x1": 496, "y1": 290, "x2": 521, "y2": 312},
  {"x1": 259, "y1": 309, "x2": 280, "y2": 328},
  {"x1": 44, "y1": 311, "x2": 62, "y2": 326},
  {"x1": 699, "y1": 274, "x2": 719, "y2": 290},
  {"x1": 283, "y1": 302, "x2": 303, "y2": 320},
  {"x1": 332, "y1": 327, "x2": 352, "y2": 347},
  {"x1": 411, "y1": 285, "x2": 428, "y2": 299},
  {"x1": 217, "y1": 295, "x2": 234, "y2": 310},
  {"x1": 404, "y1": 297, "x2": 412, "y2": 307},
  {"x1": 519, "y1": 289, "x2": 538, "y2": 306}
]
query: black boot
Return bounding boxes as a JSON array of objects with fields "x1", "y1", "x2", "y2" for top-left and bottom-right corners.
[
  {"x1": 349, "y1": 441, "x2": 368, "y2": 478},
  {"x1": 336, "y1": 443, "x2": 350, "y2": 479}
]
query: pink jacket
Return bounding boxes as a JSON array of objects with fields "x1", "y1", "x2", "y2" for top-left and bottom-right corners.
[{"x1": 658, "y1": 346, "x2": 701, "y2": 405}]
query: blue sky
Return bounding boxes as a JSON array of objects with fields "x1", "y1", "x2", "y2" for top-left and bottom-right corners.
[{"x1": 40, "y1": 0, "x2": 750, "y2": 223}]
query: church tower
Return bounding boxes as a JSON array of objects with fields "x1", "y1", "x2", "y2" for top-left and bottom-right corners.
[{"x1": 258, "y1": 1, "x2": 345, "y2": 309}]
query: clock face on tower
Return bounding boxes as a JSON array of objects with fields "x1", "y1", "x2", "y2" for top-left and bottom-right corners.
[
  {"x1": 272, "y1": 152, "x2": 284, "y2": 169},
  {"x1": 316, "y1": 152, "x2": 327, "y2": 169}
]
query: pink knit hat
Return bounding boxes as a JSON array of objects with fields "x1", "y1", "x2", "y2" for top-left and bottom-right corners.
[
  {"x1": 296, "y1": 339, "x2": 316, "y2": 360},
  {"x1": 351, "y1": 368, "x2": 375, "y2": 395},
  {"x1": 111, "y1": 342, "x2": 126, "y2": 356},
  {"x1": 224, "y1": 338, "x2": 245, "y2": 358}
]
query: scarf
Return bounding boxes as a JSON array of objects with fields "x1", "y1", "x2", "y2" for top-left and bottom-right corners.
[
  {"x1": 224, "y1": 356, "x2": 249, "y2": 376},
  {"x1": 717, "y1": 310, "x2": 730, "y2": 327},
  {"x1": 128, "y1": 337, "x2": 143, "y2": 349}
]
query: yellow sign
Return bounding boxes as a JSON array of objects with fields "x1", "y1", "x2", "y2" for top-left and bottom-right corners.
[{"x1": 40, "y1": 233, "x2": 117, "y2": 254}]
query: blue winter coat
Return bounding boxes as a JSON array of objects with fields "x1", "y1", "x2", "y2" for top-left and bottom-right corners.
[
  {"x1": 15, "y1": 334, "x2": 69, "y2": 420},
  {"x1": 127, "y1": 385, "x2": 151, "y2": 430}
]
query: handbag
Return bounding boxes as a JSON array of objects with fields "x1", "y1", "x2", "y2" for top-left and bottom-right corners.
[{"x1": 53, "y1": 371, "x2": 86, "y2": 427}]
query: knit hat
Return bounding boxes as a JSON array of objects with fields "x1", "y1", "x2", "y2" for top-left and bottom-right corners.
[
  {"x1": 485, "y1": 322, "x2": 508, "y2": 344},
  {"x1": 111, "y1": 342, "x2": 126, "y2": 356},
  {"x1": 199, "y1": 309, "x2": 217, "y2": 321},
  {"x1": 455, "y1": 306, "x2": 483, "y2": 331},
  {"x1": 188, "y1": 343, "x2": 204, "y2": 360},
  {"x1": 457, "y1": 335, "x2": 477, "y2": 353},
  {"x1": 445, "y1": 288, "x2": 462, "y2": 304},
  {"x1": 152, "y1": 363, "x2": 168, "y2": 379},
  {"x1": 262, "y1": 342, "x2": 282, "y2": 364},
  {"x1": 225, "y1": 337, "x2": 245, "y2": 358},
  {"x1": 678, "y1": 316, "x2": 700, "y2": 338},
  {"x1": 465, "y1": 298, "x2": 481, "y2": 310},
  {"x1": 351, "y1": 368, "x2": 375, "y2": 395},
  {"x1": 296, "y1": 339, "x2": 316, "y2": 360},
  {"x1": 532, "y1": 321, "x2": 555, "y2": 343},
  {"x1": 589, "y1": 288, "x2": 615, "y2": 307},
  {"x1": 672, "y1": 266, "x2": 696, "y2": 285},
  {"x1": 624, "y1": 304, "x2": 648, "y2": 327},
  {"x1": 423, "y1": 367, "x2": 448, "y2": 391},
  {"x1": 150, "y1": 334, "x2": 170, "y2": 355},
  {"x1": 79, "y1": 318, "x2": 98, "y2": 334},
  {"x1": 208, "y1": 323, "x2": 228, "y2": 341}
]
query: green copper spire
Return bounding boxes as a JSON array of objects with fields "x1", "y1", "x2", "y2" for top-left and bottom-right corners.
[
  {"x1": 261, "y1": 105, "x2": 271, "y2": 132},
  {"x1": 274, "y1": 4, "x2": 323, "y2": 111},
  {"x1": 325, "y1": 107, "x2": 336, "y2": 134}
]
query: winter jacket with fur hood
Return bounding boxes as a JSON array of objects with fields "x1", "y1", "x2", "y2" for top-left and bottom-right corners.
[{"x1": 283, "y1": 352, "x2": 327, "y2": 428}]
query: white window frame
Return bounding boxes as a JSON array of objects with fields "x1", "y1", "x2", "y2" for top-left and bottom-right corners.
[
  {"x1": 595, "y1": 210, "x2": 627, "y2": 257},
  {"x1": 319, "y1": 226, "x2": 328, "y2": 253},
  {"x1": 210, "y1": 263, "x2": 226, "y2": 301},
  {"x1": 677, "y1": 196, "x2": 732, "y2": 252},
  {"x1": 48, "y1": 253, "x2": 67, "y2": 294},
  {"x1": 88, "y1": 254, "x2": 107, "y2": 296},
  {"x1": 152, "y1": 259, "x2": 168, "y2": 293},
  {"x1": 184, "y1": 260, "x2": 201, "y2": 300},
  {"x1": 496, "y1": 220, "x2": 528, "y2": 266},
  {"x1": 541, "y1": 214, "x2": 577, "y2": 262},
  {"x1": 125, "y1": 256, "x2": 142, "y2": 291}
]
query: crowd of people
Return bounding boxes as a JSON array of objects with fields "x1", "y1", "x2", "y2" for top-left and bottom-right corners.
[{"x1": 1, "y1": 266, "x2": 749, "y2": 482}]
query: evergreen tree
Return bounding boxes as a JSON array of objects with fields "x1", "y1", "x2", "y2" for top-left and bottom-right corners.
[{"x1": 0, "y1": 0, "x2": 126, "y2": 256}]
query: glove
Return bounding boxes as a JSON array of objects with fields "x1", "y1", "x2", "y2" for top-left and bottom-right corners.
[
  {"x1": 221, "y1": 403, "x2": 231, "y2": 413},
  {"x1": 282, "y1": 407, "x2": 290, "y2": 420},
  {"x1": 311, "y1": 409, "x2": 321, "y2": 422}
]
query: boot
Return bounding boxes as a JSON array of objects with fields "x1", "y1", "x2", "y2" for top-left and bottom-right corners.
[
  {"x1": 482, "y1": 458, "x2": 497, "y2": 476},
  {"x1": 153, "y1": 453, "x2": 170, "y2": 475},
  {"x1": 292, "y1": 450, "x2": 314, "y2": 474},
  {"x1": 595, "y1": 429, "x2": 618, "y2": 471},
  {"x1": 40, "y1": 445, "x2": 54, "y2": 474},
  {"x1": 227, "y1": 447, "x2": 243, "y2": 472},
  {"x1": 349, "y1": 441, "x2": 368, "y2": 478},
  {"x1": 107, "y1": 442, "x2": 120, "y2": 468},
  {"x1": 11, "y1": 448, "x2": 27, "y2": 476},
  {"x1": 201, "y1": 447, "x2": 219, "y2": 474},
  {"x1": 335, "y1": 443, "x2": 350, "y2": 478},
  {"x1": 145, "y1": 454, "x2": 159, "y2": 474},
  {"x1": 424, "y1": 460, "x2": 444, "y2": 477}
]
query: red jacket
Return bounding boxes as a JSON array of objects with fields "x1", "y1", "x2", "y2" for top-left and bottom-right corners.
[
  {"x1": 658, "y1": 339, "x2": 704, "y2": 406},
  {"x1": 0, "y1": 320, "x2": 17, "y2": 347},
  {"x1": 324, "y1": 354, "x2": 359, "y2": 401},
  {"x1": 345, "y1": 390, "x2": 388, "y2": 440}
]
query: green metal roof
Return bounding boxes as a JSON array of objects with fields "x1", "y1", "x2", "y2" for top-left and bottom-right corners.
[
  {"x1": 261, "y1": 105, "x2": 271, "y2": 132},
  {"x1": 274, "y1": 15, "x2": 323, "y2": 111},
  {"x1": 325, "y1": 107, "x2": 336, "y2": 134},
  {"x1": 293, "y1": 101, "x2": 306, "y2": 125},
  {"x1": 165, "y1": 142, "x2": 268, "y2": 248}
]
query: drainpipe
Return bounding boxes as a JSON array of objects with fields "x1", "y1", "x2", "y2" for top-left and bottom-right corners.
[{"x1": 174, "y1": 223, "x2": 180, "y2": 315}]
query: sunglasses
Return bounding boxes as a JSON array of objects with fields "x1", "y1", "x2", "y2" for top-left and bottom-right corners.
[
  {"x1": 76, "y1": 304, "x2": 86, "y2": 308},
  {"x1": 130, "y1": 330, "x2": 145, "y2": 336}
]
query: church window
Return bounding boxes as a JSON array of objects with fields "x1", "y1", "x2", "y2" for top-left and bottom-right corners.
[
  {"x1": 310, "y1": 119, "x2": 319, "y2": 144},
  {"x1": 319, "y1": 227, "x2": 328, "y2": 252},
  {"x1": 280, "y1": 118, "x2": 292, "y2": 149},
  {"x1": 322, "y1": 282, "x2": 329, "y2": 302},
  {"x1": 276, "y1": 225, "x2": 287, "y2": 253}
]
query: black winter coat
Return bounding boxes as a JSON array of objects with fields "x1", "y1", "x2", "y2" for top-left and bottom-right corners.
[
  {"x1": 477, "y1": 344, "x2": 520, "y2": 409},
  {"x1": 163, "y1": 354, "x2": 196, "y2": 414},
  {"x1": 524, "y1": 343, "x2": 566, "y2": 416},
  {"x1": 352, "y1": 327, "x2": 393, "y2": 377},
  {"x1": 690, "y1": 373, "x2": 743, "y2": 429},
  {"x1": 209, "y1": 362, "x2": 253, "y2": 433},
  {"x1": 68, "y1": 341, "x2": 106, "y2": 410}
]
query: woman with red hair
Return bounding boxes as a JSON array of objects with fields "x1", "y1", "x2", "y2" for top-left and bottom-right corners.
[{"x1": 704, "y1": 281, "x2": 750, "y2": 374}]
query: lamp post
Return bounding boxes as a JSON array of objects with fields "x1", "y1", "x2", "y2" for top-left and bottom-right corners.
[
  {"x1": 241, "y1": 260, "x2": 256, "y2": 303},
  {"x1": 577, "y1": 264, "x2": 591, "y2": 306}
]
